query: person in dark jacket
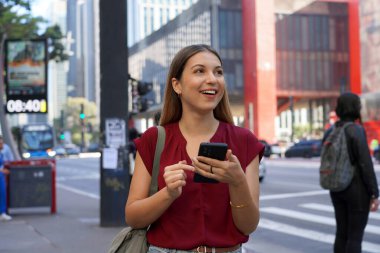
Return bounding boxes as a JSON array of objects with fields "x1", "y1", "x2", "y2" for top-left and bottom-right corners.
[{"x1": 322, "y1": 92, "x2": 379, "y2": 253}]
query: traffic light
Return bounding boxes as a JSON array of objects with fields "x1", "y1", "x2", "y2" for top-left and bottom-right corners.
[
  {"x1": 137, "y1": 81, "x2": 153, "y2": 96},
  {"x1": 59, "y1": 131, "x2": 65, "y2": 140},
  {"x1": 80, "y1": 103, "x2": 86, "y2": 120}
]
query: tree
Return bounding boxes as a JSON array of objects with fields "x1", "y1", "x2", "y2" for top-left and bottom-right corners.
[
  {"x1": 57, "y1": 97, "x2": 99, "y2": 146},
  {"x1": 0, "y1": 0, "x2": 69, "y2": 158}
]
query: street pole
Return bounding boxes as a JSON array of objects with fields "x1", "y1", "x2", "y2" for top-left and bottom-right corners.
[
  {"x1": 80, "y1": 103, "x2": 85, "y2": 152},
  {"x1": 0, "y1": 35, "x2": 21, "y2": 160},
  {"x1": 289, "y1": 96, "x2": 294, "y2": 142},
  {"x1": 99, "y1": 0, "x2": 130, "y2": 227}
]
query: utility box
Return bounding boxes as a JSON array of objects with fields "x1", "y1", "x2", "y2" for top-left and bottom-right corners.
[{"x1": 6, "y1": 159, "x2": 56, "y2": 213}]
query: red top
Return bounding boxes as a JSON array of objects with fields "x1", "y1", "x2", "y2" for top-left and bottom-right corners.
[{"x1": 134, "y1": 121, "x2": 264, "y2": 250}]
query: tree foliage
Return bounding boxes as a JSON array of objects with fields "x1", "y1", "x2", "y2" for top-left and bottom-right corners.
[
  {"x1": 0, "y1": 0, "x2": 68, "y2": 62},
  {"x1": 58, "y1": 97, "x2": 99, "y2": 145}
]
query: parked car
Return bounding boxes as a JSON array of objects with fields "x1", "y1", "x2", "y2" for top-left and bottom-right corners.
[
  {"x1": 64, "y1": 144, "x2": 81, "y2": 156},
  {"x1": 87, "y1": 143, "x2": 100, "y2": 152},
  {"x1": 259, "y1": 158, "x2": 267, "y2": 182},
  {"x1": 259, "y1": 140, "x2": 272, "y2": 158},
  {"x1": 284, "y1": 139, "x2": 322, "y2": 158},
  {"x1": 53, "y1": 145, "x2": 66, "y2": 157},
  {"x1": 270, "y1": 143, "x2": 283, "y2": 157}
]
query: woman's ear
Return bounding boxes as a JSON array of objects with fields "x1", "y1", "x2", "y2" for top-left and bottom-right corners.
[{"x1": 172, "y1": 78, "x2": 181, "y2": 95}]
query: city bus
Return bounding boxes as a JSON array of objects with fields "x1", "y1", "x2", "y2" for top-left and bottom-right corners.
[{"x1": 20, "y1": 123, "x2": 56, "y2": 159}]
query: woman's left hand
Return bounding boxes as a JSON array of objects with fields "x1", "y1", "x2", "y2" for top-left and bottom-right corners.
[{"x1": 191, "y1": 149, "x2": 245, "y2": 186}]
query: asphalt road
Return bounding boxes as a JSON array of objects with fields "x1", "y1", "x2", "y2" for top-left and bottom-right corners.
[{"x1": 56, "y1": 156, "x2": 380, "y2": 253}]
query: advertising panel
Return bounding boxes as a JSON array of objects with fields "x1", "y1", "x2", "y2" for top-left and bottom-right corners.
[
  {"x1": 360, "y1": 0, "x2": 380, "y2": 94},
  {"x1": 4, "y1": 39, "x2": 48, "y2": 113}
]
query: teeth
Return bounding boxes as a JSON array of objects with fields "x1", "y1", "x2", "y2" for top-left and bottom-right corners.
[{"x1": 201, "y1": 90, "x2": 216, "y2": 95}]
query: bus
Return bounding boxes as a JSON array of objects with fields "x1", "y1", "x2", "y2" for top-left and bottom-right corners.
[{"x1": 20, "y1": 123, "x2": 56, "y2": 159}]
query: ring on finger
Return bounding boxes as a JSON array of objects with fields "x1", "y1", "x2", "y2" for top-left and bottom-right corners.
[{"x1": 210, "y1": 165, "x2": 213, "y2": 174}]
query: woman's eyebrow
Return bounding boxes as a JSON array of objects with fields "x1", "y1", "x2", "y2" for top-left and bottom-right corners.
[
  {"x1": 190, "y1": 64, "x2": 205, "y2": 69},
  {"x1": 190, "y1": 64, "x2": 222, "y2": 70}
]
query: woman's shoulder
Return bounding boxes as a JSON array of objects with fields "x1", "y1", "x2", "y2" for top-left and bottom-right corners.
[
  {"x1": 223, "y1": 122, "x2": 256, "y2": 136},
  {"x1": 221, "y1": 122, "x2": 259, "y2": 142},
  {"x1": 342, "y1": 122, "x2": 366, "y2": 140},
  {"x1": 137, "y1": 122, "x2": 179, "y2": 140},
  {"x1": 140, "y1": 125, "x2": 159, "y2": 138}
]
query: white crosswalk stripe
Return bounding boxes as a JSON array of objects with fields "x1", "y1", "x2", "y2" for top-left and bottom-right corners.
[
  {"x1": 258, "y1": 203, "x2": 380, "y2": 253},
  {"x1": 261, "y1": 207, "x2": 380, "y2": 235},
  {"x1": 258, "y1": 218, "x2": 380, "y2": 253},
  {"x1": 300, "y1": 202, "x2": 380, "y2": 220}
]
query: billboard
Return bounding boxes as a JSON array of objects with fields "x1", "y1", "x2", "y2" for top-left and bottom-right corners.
[
  {"x1": 360, "y1": 0, "x2": 380, "y2": 94},
  {"x1": 4, "y1": 39, "x2": 48, "y2": 113}
]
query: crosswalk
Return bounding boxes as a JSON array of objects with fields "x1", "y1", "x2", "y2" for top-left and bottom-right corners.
[{"x1": 256, "y1": 202, "x2": 380, "y2": 253}]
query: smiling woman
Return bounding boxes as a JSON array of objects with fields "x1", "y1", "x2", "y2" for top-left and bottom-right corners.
[{"x1": 124, "y1": 45, "x2": 264, "y2": 253}]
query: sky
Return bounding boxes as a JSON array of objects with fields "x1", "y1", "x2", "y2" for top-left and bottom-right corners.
[
  {"x1": 30, "y1": 0, "x2": 52, "y2": 32},
  {"x1": 31, "y1": 0, "x2": 50, "y2": 19}
]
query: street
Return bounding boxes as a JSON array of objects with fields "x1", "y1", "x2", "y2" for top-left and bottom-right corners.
[{"x1": 56, "y1": 156, "x2": 380, "y2": 253}]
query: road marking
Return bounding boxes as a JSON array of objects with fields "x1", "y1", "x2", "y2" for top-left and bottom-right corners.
[
  {"x1": 258, "y1": 218, "x2": 380, "y2": 253},
  {"x1": 300, "y1": 203, "x2": 380, "y2": 220},
  {"x1": 260, "y1": 190, "x2": 327, "y2": 200},
  {"x1": 260, "y1": 188, "x2": 380, "y2": 201},
  {"x1": 57, "y1": 183, "x2": 99, "y2": 199},
  {"x1": 78, "y1": 218, "x2": 100, "y2": 224},
  {"x1": 57, "y1": 174, "x2": 99, "y2": 181},
  {"x1": 261, "y1": 207, "x2": 380, "y2": 235}
]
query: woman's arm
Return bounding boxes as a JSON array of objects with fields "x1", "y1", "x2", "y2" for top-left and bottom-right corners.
[
  {"x1": 228, "y1": 155, "x2": 260, "y2": 235},
  {"x1": 125, "y1": 152, "x2": 194, "y2": 228},
  {"x1": 348, "y1": 125, "x2": 379, "y2": 199},
  {"x1": 125, "y1": 152, "x2": 173, "y2": 228}
]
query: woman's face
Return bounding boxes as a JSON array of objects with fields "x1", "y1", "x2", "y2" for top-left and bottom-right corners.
[{"x1": 172, "y1": 51, "x2": 225, "y2": 113}]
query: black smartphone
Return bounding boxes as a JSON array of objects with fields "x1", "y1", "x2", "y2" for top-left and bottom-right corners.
[{"x1": 193, "y1": 142, "x2": 228, "y2": 183}]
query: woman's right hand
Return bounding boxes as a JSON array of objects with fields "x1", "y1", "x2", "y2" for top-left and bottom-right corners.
[
  {"x1": 163, "y1": 160, "x2": 194, "y2": 199},
  {"x1": 370, "y1": 198, "x2": 379, "y2": 212}
]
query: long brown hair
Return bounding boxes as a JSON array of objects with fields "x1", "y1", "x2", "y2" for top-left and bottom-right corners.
[{"x1": 159, "y1": 44, "x2": 234, "y2": 125}]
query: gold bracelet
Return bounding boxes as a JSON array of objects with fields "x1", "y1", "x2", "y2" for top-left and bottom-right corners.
[{"x1": 229, "y1": 201, "x2": 248, "y2": 208}]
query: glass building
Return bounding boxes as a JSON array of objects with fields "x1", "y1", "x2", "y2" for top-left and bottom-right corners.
[
  {"x1": 129, "y1": 0, "x2": 245, "y2": 131},
  {"x1": 129, "y1": 0, "x2": 378, "y2": 144}
]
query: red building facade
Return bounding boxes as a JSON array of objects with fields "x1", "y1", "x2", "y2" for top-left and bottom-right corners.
[{"x1": 242, "y1": 0, "x2": 372, "y2": 143}]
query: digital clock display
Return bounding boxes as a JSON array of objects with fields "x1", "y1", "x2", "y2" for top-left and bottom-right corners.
[
  {"x1": 4, "y1": 39, "x2": 48, "y2": 114},
  {"x1": 6, "y1": 99, "x2": 47, "y2": 113}
]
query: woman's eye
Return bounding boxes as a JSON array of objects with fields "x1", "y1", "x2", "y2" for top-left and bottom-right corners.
[
  {"x1": 216, "y1": 70, "x2": 224, "y2": 76},
  {"x1": 194, "y1": 69, "x2": 204, "y2": 74}
]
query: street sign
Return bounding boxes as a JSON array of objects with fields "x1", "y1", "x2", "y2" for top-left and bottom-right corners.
[{"x1": 105, "y1": 118, "x2": 126, "y2": 148}]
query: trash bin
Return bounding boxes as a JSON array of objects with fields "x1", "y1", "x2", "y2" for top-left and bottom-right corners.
[{"x1": 6, "y1": 159, "x2": 56, "y2": 214}]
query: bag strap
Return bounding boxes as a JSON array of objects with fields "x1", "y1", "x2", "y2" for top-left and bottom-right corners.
[{"x1": 148, "y1": 126, "x2": 165, "y2": 197}]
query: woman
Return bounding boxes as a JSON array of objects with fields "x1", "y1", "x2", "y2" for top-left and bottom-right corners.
[
  {"x1": 125, "y1": 44, "x2": 264, "y2": 252},
  {"x1": 324, "y1": 92, "x2": 379, "y2": 253}
]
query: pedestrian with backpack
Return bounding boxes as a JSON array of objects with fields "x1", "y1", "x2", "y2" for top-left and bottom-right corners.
[{"x1": 320, "y1": 92, "x2": 379, "y2": 253}]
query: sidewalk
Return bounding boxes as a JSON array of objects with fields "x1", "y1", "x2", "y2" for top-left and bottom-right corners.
[{"x1": 0, "y1": 186, "x2": 122, "y2": 253}]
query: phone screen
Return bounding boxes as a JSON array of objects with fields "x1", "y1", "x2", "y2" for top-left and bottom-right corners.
[{"x1": 193, "y1": 142, "x2": 228, "y2": 183}]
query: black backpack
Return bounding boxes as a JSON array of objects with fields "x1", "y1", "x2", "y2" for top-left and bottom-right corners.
[{"x1": 319, "y1": 122, "x2": 355, "y2": 192}]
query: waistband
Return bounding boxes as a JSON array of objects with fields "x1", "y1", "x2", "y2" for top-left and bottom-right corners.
[{"x1": 192, "y1": 244, "x2": 241, "y2": 253}]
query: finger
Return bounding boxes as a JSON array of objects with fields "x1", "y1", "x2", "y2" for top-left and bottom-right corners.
[
  {"x1": 165, "y1": 172, "x2": 187, "y2": 183},
  {"x1": 165, "y1": 162, "x2": 194, "y2": 173},
  {"x1": 177, "y1": 160, "x2": 195, "y2": 172},
  {"x1": 226, "y1": 149, "x2": 232, "y2": 160},
  {"x1": 168, "y1": 180, "x2": 186, "y2": 189},
  {"x1": 194, "y1": 166, "x2": 218, "y2": 180},
  {"x1": 191, "y1": 157, "x2": 213, "y2": 172},
  {"x1": 227, "y1": 150, "x2": 238, "y2": 162},
  {"x1": 193, "y1": 156, "x2": 223, "y2": 169}
]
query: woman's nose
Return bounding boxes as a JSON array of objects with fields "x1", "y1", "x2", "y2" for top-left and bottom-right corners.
[{"x1": 205, "y1": 71, "x2": 217, "y2": 83}]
